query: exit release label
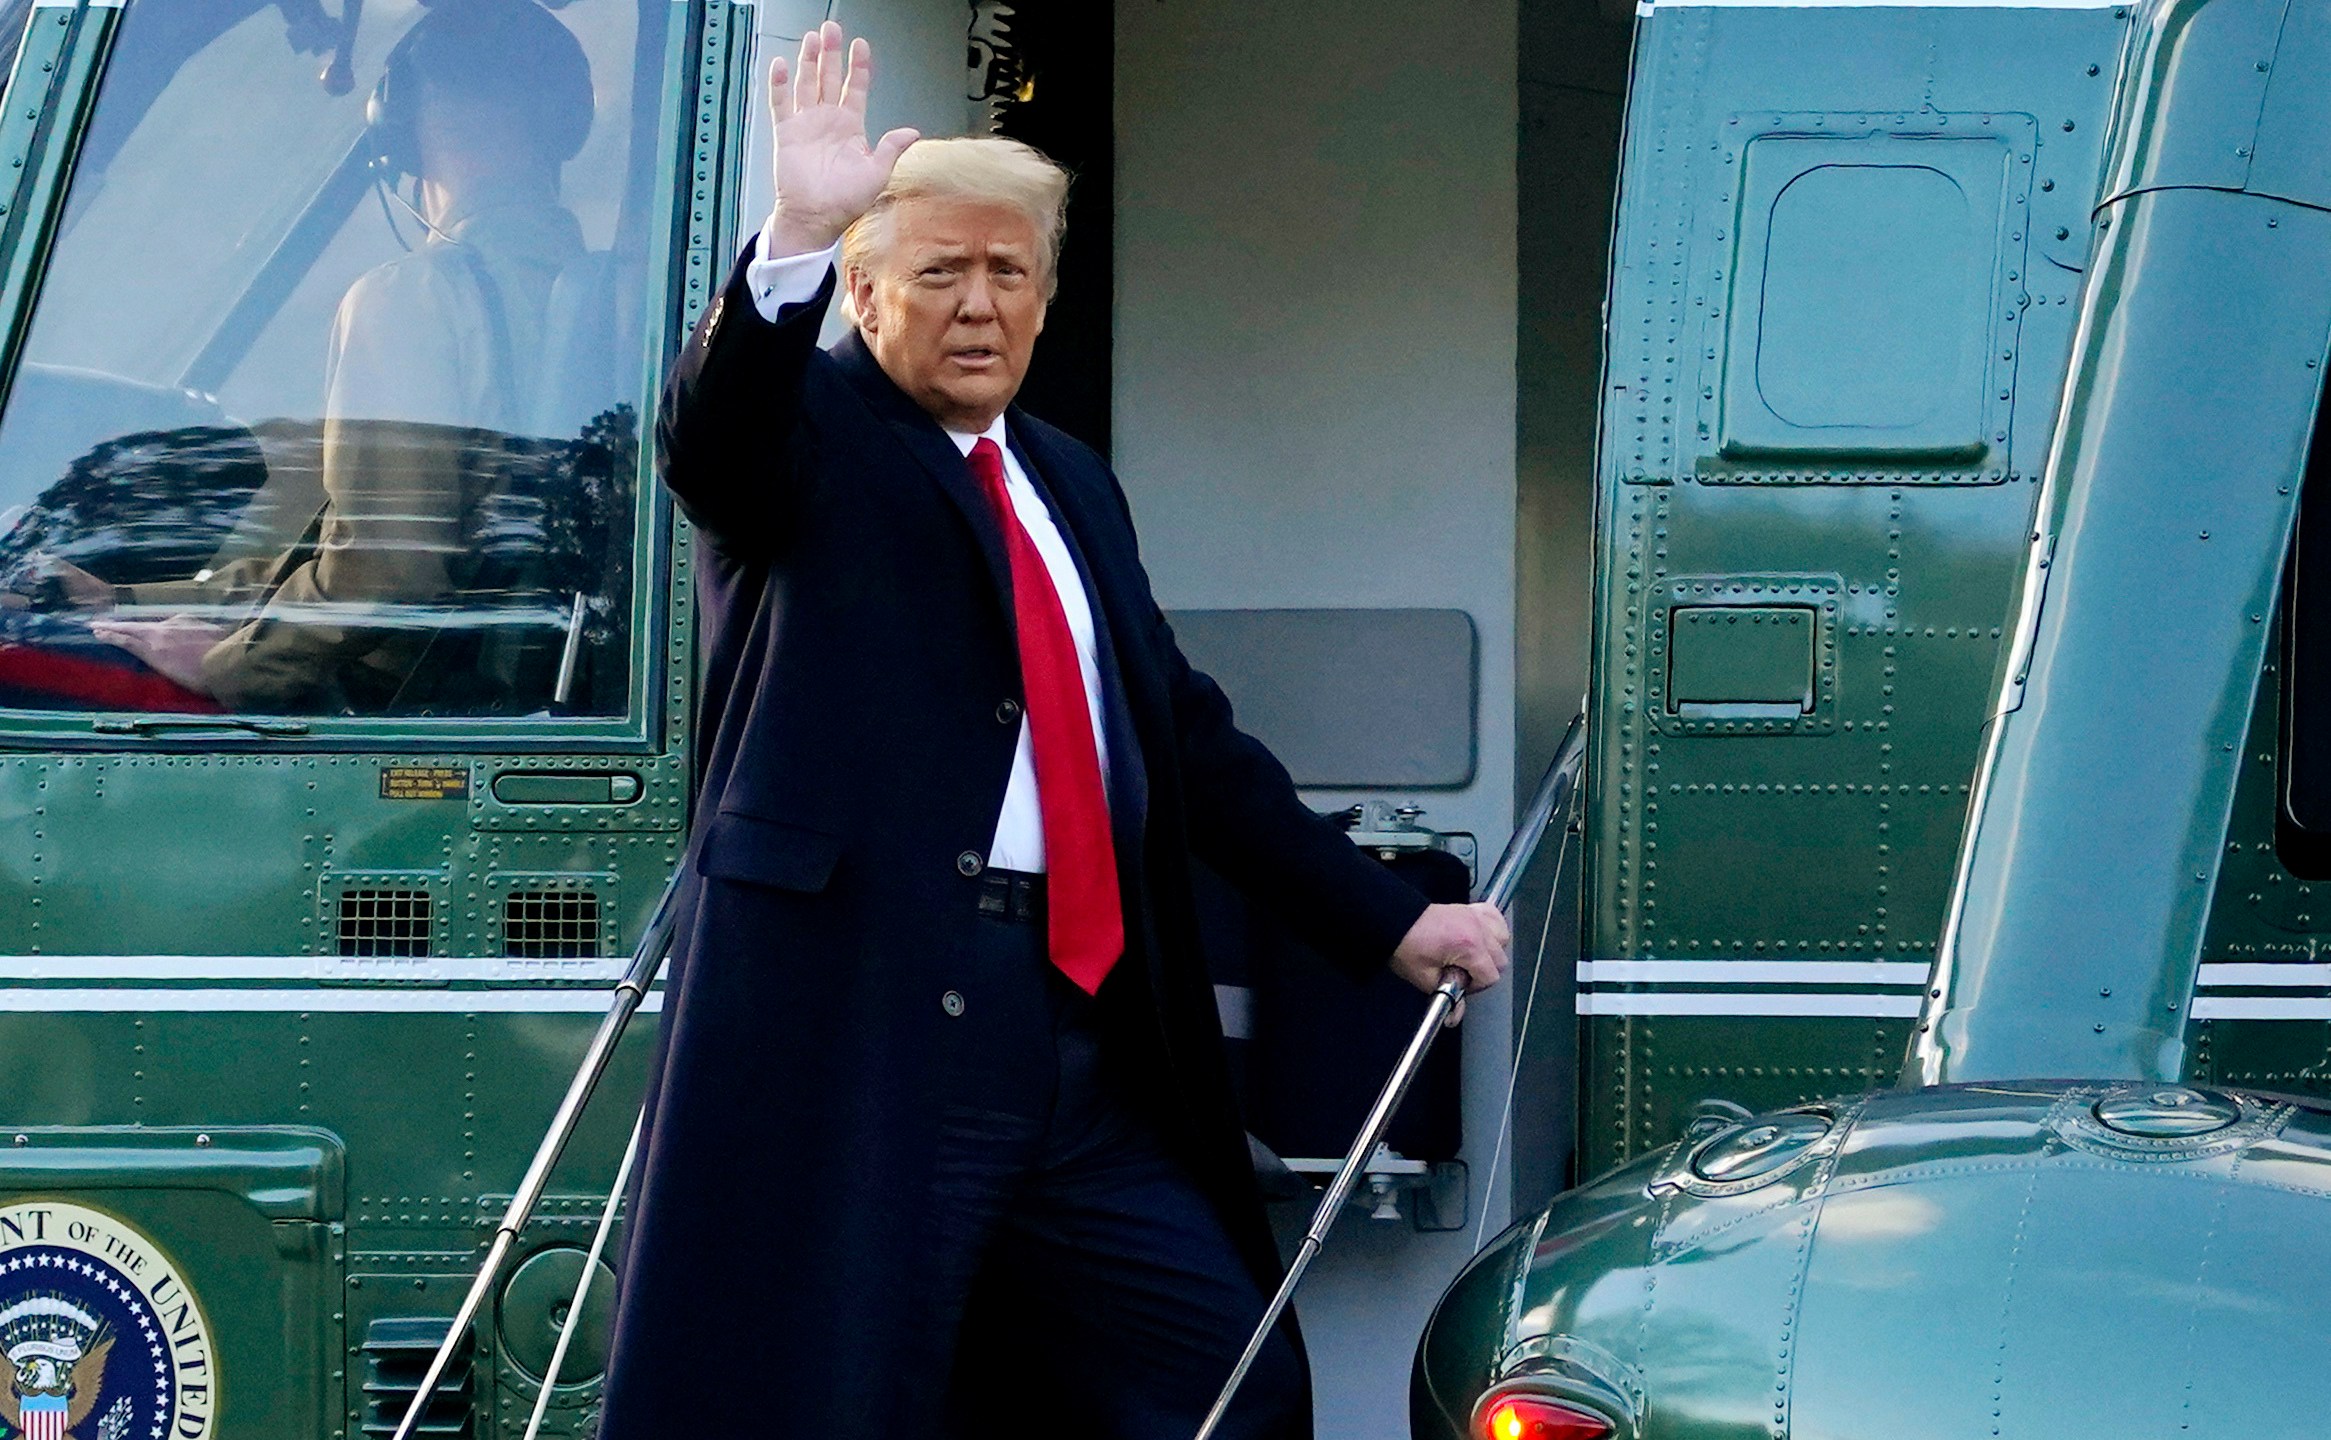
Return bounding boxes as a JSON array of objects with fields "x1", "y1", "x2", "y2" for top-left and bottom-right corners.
[{"x1": 380, "y1": 765, "x2": 470, "y2": 801}]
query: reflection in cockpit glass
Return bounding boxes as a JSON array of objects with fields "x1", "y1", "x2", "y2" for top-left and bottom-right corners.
[
  {"x1": 0, "y1": 0, "x2": 659, "y2": 719},
  {"x1": 0, "y1": 1, "x2": 32, "y2": 104}
]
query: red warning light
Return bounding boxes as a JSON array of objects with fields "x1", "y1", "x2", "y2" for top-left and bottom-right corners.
[{"x1": 1477, "y1": 1393, "x2": 1614, "y2": 1440}]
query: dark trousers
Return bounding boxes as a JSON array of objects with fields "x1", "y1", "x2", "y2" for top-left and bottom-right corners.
[{"x1": 919, "y1": 889, "x2": 1302, "y2": 1440}]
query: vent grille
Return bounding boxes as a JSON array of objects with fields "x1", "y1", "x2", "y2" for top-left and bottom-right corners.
[
  {"x1": 338, "y1": 889, "x2": 434, "y2": 958},
  {"x1": 358, "y1": 1317, "x2": 472, "y2": 1437},
  {"x1": 504, "y1": 890, "x2": 602, "y2": 959}
]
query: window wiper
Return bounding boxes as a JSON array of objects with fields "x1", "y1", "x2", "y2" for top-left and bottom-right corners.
[{"x1": 90, "y1": 716, "x2": 311, "y2": 737}]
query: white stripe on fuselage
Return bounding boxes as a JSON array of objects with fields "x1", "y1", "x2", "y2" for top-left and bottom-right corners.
[
  {"x1": 0, "y1": 955, "x2": 633, "y2": 982},
  {"x1": 2196, "y1": 963, "x2": 2331, "y2": 988},
  {"x1": 1640, "y1": 0, "x2": 2120, "y2": 11},
  {"x1": 0, "y1": 987, "x2": 661, "y2": 1013},
  {"x1": 0, "y1": 957, "x2": 660, "y2": 1012},
  {"x1": 1578, "y1": 992, "x2": 1924, "y2": 1017},
  {"x1": 1579, "y1": 959, "x2": 1929, "y2": 985},
  {"x1": 2192, "y1": 996, "x2": 2331, "y2": 1021}
]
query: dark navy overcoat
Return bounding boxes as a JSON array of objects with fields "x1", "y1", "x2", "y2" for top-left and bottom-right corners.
[{"x1": 598, "y1": 247, "x2": 1431, "y2": 1437}]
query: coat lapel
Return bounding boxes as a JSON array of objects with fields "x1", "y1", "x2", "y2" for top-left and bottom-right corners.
[
  {"x1": 821, "y1": 336, "x2": 1159, "y2": 839},
  {"x1": 830, "y1": 332, "x2": 1014, "y2": 607}
]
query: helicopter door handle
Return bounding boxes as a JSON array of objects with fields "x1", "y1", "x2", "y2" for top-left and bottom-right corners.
[{"x1": 90, "y1": 717, "x2": 313, "y2": 737}]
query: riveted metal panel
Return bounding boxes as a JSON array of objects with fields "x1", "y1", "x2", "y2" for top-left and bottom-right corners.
[
  {"x1": 1583, "y1": 0, "x2": 2129, "y2": 1172},
  {"x1": 1647, "y1": 579, "x2": 1838, "y2": 733},
  {"x1": 1605, "y1": 17, "x2": 2103, "y2": 493},
  {"x1": 1915, "y1": 189, "x2": 2331, "y2": 1086},
  {"x1": 1714, "y1": 117, "x2": 2033, "y2": 474},
  {"x1": 1665, "y1": 605, "x2": 1815, "y2": 712},
  {"x1": 2101, "y1": 0, "x2": 2289, "y2": 204},
  {"x1": 468, "y1": 755, "x2": 688, "y2": 833},
  {"x1": 2247, "y1": 0, "x2": 2331, "y2": 211},
  {"x1": 1, "y1": 1129, "x2": 344, "y2": 1439},
  {"x1": 1440, "y1": 1083, "x2": 2331, "y2": 1440}
]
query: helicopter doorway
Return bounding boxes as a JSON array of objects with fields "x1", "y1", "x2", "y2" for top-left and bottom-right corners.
[{"x1": 2275, "y1": 362, "x2": 2331, "y2": 876}]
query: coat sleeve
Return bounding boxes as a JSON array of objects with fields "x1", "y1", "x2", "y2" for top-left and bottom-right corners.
[
  {"x1": 657, "y1": 240, "x2": 837, "y2": 562},
  {"x1": 1111, "y1": 512, "x2": 1432, "y2": 975}
]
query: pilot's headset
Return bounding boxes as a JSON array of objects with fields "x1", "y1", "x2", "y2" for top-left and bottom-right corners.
[{"x1": 365, "y1": 0, "x2": 594, "y2": 186}]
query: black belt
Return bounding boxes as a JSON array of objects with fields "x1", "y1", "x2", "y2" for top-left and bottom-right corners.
[{"x1": 977, "y1": 867, "x2": 1047, "y2": 923}]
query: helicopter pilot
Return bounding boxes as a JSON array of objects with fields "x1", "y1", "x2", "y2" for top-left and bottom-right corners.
[{"x1": 35, "y1": 0, "x2": 594, "y2": 713}]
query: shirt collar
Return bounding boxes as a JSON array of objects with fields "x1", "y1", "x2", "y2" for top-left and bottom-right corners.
[
  {"x1": 434, "y1": 198, "x2": 586, "y2": 267},
  {"x1": 942, "y1": 415, "x2": 1011, "y2": 459}
]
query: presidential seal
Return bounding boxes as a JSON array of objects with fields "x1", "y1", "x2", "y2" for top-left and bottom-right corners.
[{"x1": 0, "y1": 1202, "x2": 214, "y2": 1440}]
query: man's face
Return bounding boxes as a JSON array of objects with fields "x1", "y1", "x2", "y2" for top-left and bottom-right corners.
[{"x1": 852, "y1": 197, "x2": 1047, "y2": 433}]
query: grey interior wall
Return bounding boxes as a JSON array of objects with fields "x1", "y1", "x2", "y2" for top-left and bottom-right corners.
[{"x1": 1114, "y1": 4, "x2": 1518, "y2": 1433}]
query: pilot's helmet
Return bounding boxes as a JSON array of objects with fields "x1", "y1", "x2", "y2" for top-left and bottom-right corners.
[{"x1": 368, "y1": 0, "x2": 595, "y2": 177}]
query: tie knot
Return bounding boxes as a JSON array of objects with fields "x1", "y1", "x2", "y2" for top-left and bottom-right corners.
[{"x1": 967, "y1": 436, "x2": 1009, "y2": 501}]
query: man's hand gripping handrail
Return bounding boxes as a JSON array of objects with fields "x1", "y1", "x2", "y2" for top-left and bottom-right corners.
[{"x1": 1192, "y1": 710, "x2": 1589, "y2": 1440}]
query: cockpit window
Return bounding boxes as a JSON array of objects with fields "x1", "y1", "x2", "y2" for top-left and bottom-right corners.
[
  {"x1": 0, "y1": 1, "x2": 34, "y2": 105},
  {"x1": 0, "y1": 0, "x2": 663, "y2": 720},
  {"x1": 2279, "y1": 375, "x2": 2331, "y2": 876}
]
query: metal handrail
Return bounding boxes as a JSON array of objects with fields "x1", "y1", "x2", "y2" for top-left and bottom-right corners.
[
  {"x1": 388, "y1": 873, "x2": 681, "y2": 1440},
  {"x1": 1481, "y1": 710, "x2": 1589, "y2": 914},
  {"x1": 1193, "y1": 709, "x2": 1588, "y2": 1440},
  {"x1": 405, "y1": 712, "x2": 1597, "y2": 1440},
  {"x1": 521, "y1": 1110, "x2": 644, "y2": 1440}
]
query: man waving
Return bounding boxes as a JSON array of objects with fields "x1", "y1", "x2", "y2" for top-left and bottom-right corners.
[{"x1": 601, "y1": 24, "x2": 1509, "y2": 1438}]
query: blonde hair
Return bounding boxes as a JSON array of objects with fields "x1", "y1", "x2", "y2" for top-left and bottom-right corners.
[{"x1": 841, "y1": 137, "x2": 1071, "y2": 310}]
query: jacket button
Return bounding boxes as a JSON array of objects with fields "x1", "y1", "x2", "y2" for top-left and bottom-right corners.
[
  {"x1": 942, "y1": 990, "x2": 966, "y2": 1017},
  {"x1": 956, "y1": 850, "x2": 984, "y2": 877},
  {"x1": 996, "y1": 698, "x2": 1022, "y2": 725}
]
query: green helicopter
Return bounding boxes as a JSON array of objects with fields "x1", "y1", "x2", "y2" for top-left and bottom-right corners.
[{"x1": 1414, "y1": 1, "x2": 2331, "y2": 1436}]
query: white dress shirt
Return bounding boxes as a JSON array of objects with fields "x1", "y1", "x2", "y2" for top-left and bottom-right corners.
[{"x1": 746, "y1": 235, "x2": 1111, "y2": 873}]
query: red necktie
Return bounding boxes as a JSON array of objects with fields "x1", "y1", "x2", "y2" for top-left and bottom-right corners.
[{"x1": 967, "y1": 437, "x2": 1124, "y2": 994}]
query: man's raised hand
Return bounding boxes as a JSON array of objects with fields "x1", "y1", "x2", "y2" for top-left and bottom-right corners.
[{"x1": 763, "y1": 22, "x2": 919, "y2": 257}]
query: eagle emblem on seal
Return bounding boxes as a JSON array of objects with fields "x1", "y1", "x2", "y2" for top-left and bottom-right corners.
[
  {"x1": 0, "y1": 1296, "x2": 117, "y2": 1440},
  {"x1": 0, "y1": 1202, "x2": 212, "y2": 1440}
]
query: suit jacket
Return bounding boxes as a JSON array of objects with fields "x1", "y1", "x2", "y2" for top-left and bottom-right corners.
[{"x1": 599, "y1": 246, "x2": 1431, "y2": 1436}]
